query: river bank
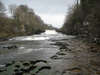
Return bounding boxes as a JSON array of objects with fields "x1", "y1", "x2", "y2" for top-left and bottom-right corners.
[{"x1": 51, "y1": 37, "x2": 100, "y2": 75}]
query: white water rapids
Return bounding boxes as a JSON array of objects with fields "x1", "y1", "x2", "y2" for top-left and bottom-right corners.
[{"x1": 10, "y1": 30, "x2": 75, "y2": 41}]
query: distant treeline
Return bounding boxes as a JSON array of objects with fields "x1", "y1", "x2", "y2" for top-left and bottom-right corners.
[
  {"x1": 61, "y1": 0, "x2": 100, "y2": 42},
  {"x1": 0, "y1": 1, "x2": 49, "y2": 38}
]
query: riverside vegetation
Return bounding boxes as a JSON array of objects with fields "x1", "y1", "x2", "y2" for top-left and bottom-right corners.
[
  {"x1": 0, "y1": 1, "x2": 51, "y2": 40},
  {"x1": 61, "y1": 0, "x2": 100, "y2": 44}
]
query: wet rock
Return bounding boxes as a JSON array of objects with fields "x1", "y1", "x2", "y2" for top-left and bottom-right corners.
[
  {"x1": 12, "y1": 61, "x2": 16, "y2": 64},
  {"x1": 50, "y1": 55, "x2": 58, "y2": 59},
  {"x1": 15, "y1": 65, "x2": 20, "y2": 68},
  {"x1": 60, "y1": 49, "x2": 67, "y2": 51},
  {"x1": 90, "y1": 60, "x2": 100, "y2": 67},
  {"x1": 2, "y1": 45, "x2": 17, "y2": 49},
  {"x1": 67, "y1": 67, "x2": 81, "y2": 72},
  {"x1": 63, "y1": 67, "x2": 82, "y2": 75},
  {"x1": 89, "y1": 46, "x2": 99, "y2": 53},
  {"x1": 56, "y1": 52, "x2": 66, "y2": 55},
  {"x1": 30, "y1": 61, "x2": 35, "y2": 65},
  {"x1": 20, "y1": 68, "x2": 30, "y2": 73},
  {"x1": 20, "y1": 68, "x2": 25, "y2": 72},
  {"x1": 35, "y1": 60, "x2": 47, "y2": 63},
  {"x1": 0, "y1": 64, "x2": 6, "y2": 68},
  {"x1": 0, "y1": 68, "x2": 7, "y2": 72},
  {"x1": 5, "y1": 61, "x2": 15, "y2": 67},
  {"x1": 23, "y1": 62, "x2": 30, "y2": 66},
  {"x1": 93, "y1": 38, "x2": 100, "y2": 44},
  {"x1": 54, "y1": 42, "x2": 69, "y2": 46},
  {"x1": 36, "y1": 66, "x2": 51, "y2": 74},
  {"x1": 65, "y1": 47, "x2": 72, "y2": 51},
  {"x1": 30, "y1": 60, "x2": 47, "y2": 65},
  {"x1": 0, "y1": 38, "x2": 8, "y2": 41},
  {"x1": 14, "y1": 69, "x2": 19, "y2": 72},
  {"x1": 53, "y1": 42, "x2": 63, "y2": 46},
  {"x1": 50, "y1": 55, "x2": 63, "y2": 59},
  {"x1": 90, "y1": 49, "x2": 98, "y2": 53},
  {"x1": 5, "y1": 62, "x2": 13, "y2": 67},
  {"x1": 31, "y1": 74, "x2": 35, "y2": 75},
  {"x1": 13, "y1": 71, "x2": 23, "y2": 75},
  {"x1": 96, "y1": 71, "x2": 100, "y2": 75},
  {"x1": 28, "y1": 65, "x2": 37, "y2": 71},
  {"x1": 60, "y1": 45, "x2": 67, "y2": 49},
  {"x1": 0, "y1": 64, "x2": 7, "y2": 72},
  {"x1": 60, "y1": 47, "x2": 72, "y2": 52}
]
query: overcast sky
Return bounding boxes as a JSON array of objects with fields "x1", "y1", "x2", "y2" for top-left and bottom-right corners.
[{"x1": 2, "y1": 0, "x2": 75, "y2": 28}]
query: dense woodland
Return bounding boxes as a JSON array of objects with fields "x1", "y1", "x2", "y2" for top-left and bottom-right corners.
[
  {"x1": 0, "y1": 1, "x2": 49, "y2": 38},
  {"x1": 61, "y1": 0, "x2": 100, "y2": 43}
]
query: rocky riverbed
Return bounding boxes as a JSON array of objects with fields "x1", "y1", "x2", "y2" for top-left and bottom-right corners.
[{"x1": 0, "y1": 30, "x2": 100, "y2": 75}]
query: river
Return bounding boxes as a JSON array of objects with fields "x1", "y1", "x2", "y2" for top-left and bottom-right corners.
[{"x1": 0, "y1": 30, "x2": 99, "y2": 75}]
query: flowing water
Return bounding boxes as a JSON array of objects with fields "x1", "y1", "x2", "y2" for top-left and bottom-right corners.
[{"x1": 0, "y1": 30, "x2": 99, "y2": 75}]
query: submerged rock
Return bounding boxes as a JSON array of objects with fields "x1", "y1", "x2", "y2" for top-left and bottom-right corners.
[
  {"x1": 15, "y1": 65, "x2": 20, "y2": 68},
  {"x1": 36, "y1": 66, "x2": 51, "y2": 74},
  {"x1": 0, "y1": 65, "x2": 6, "y2": 72},
  {"x1": 56, "y1": 52, "x2": 66, "y2": 55},
  {"x1": 0, "y1": 65, "x2": 5, "y2": 68},
  {"x1": 30, "y1": 60, "x2": 47, "y2": 65},
  {"x1": 0, "y1": 38, "x2": 8, "y2": 42},
  {"x1": 23, "y1": 62, "x2": 30, "y2": 66},
  {"x1": 2, "y1": 45, "x2": 18, "y2": 49},
  {"x1": 13, "y1": 71, "x2": 23, "y2": 75}
]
